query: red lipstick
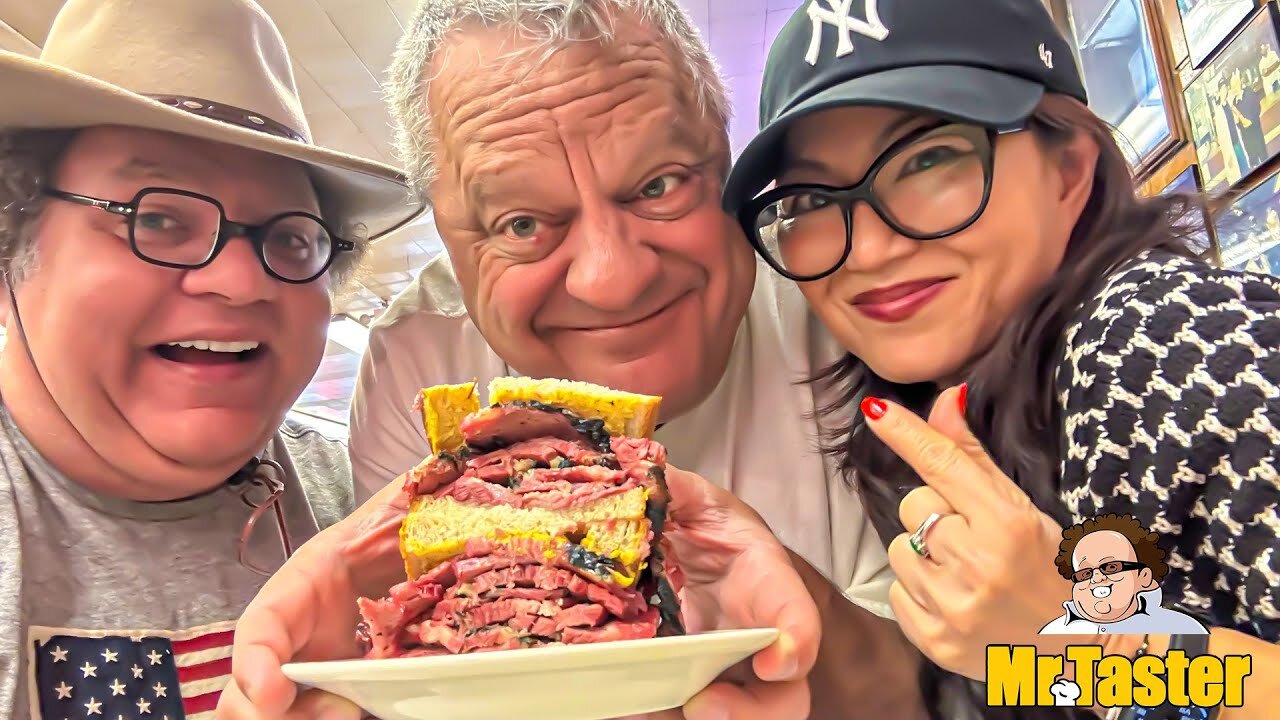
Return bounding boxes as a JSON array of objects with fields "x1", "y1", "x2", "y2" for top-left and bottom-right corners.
[{"x1": 851, "y1": 277, "x2": 951, "y2": 323}]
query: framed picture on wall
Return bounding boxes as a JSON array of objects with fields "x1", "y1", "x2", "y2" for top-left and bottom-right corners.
[
  {"x1": 1236, "y1": 242, "x2": 1280, "y2": 271},
  {"x1": 1214, "y1": 165, "x2": 1280, "y2": 269},
  {"x1": 1070, "y1": 0, "x2": 1181, "y2": 171},
  {"x1": 1176, "y1": 0, "x2": 1256, "y2": 67},
  {"x1": 1184, "y1": 4, "x2": 1280, "y2": 194},
  {"x1": 1160, "y1": 163, "x2": 1201, "y2": 192},
  {"x1": 1159, "y1": 164, "x2": 1216, "y2": 257},
  {"x1": 1157, "y1": 0, "x2": 1191, "y2": 67}
]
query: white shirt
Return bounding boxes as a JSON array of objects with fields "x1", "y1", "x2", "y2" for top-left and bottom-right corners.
[
  {"x1": 1038, "y1": 589, "x2": 1209, "y2": 635},
  {"x1": 347, "y1": 253, "x2": 893, "y2": 615}
]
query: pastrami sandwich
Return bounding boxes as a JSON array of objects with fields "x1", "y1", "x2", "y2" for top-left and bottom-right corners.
[{"x1": 356, "y1": 377, "x2": 686, "y2": 658}]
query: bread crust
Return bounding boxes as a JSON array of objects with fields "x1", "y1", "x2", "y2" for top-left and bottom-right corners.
[
  {"x1": 486, "y1": 376, "x2": 662, "y2": 438},
  {"x1": 417, "y1": 381, "x2": 479, "y2": 453}
]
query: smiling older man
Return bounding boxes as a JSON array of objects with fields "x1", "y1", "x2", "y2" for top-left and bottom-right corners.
[
  {"x1": 215, "y1": 2, "x2": 920, "y2": 719},
  {"x1": 350, "y1": 0, "x2": 889, "y2": 619},
  {"x1": 346, "y1": 0, "x2": 919, "y2": 714}
]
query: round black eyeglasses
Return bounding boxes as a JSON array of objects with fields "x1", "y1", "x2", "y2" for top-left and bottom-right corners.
[
  {"x1": 736, "y1": 122, "x2": 1025, "y2": 282},
  {"x1": 43, "y1": 186, "x2": 353, "y2": 284}
]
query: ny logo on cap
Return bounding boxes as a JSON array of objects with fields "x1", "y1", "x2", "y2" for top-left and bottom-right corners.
[
  {"x1": 805, "y1": 0, "x2": 890, "y2": 66},
  {"x1": 1039, "y1": 43, "x2": 1054, "y2": 69}
]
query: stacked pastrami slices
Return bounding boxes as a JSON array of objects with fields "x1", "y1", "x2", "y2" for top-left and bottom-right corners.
[{"x1": 357, "y1": 401, "x2": 686, "y2": 658}]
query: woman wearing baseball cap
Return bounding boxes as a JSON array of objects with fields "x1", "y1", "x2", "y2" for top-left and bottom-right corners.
[{"x1": 724, "y1": 0, "x2": 1279, "y2": 716}]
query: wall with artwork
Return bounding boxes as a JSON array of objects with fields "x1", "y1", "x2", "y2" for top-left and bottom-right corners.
[
  {"x1": 1052, "y1": 0, "x2": 1280, "y2": 271},
  {"x1": 1216, "y1": 164, "x2": 1280, "y2": 267}
]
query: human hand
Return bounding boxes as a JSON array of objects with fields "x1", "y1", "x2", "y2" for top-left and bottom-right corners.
[
  {"x1": 216, "y1": 463, "x2": 820, "y2": 720},
  {"x1": 644, "y1": 466, "x2": 820, "y2": 720},
  {"x1": 861, "y1": 385, "x2": 1075, "y2": 681},
  {"x1": 215, "y1": 465, "x2": 418, "y2": 720}
]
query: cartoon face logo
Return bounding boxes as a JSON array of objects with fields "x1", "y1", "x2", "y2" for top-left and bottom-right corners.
[
  {"x1": 1066, "y1": 528, "x2": 1160, "y2": 623},
  {"x1": 1039, "y1": 513, "x2": 1207, "y2": 635}
]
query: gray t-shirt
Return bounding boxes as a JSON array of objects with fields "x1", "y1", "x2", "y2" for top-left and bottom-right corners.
[{"x1": 0, "y1": 405, "x2": 355, "y2": 720}]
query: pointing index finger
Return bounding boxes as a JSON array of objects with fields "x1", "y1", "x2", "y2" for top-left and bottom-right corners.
[{"x1": 861, "y1": 394, "x2": 998, "y2": 522}]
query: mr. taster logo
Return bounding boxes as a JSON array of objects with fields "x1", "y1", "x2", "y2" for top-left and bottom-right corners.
[
  {"x1": 986, "y1": 644, "x2": 1249, "y2": 709},
  {"x1": 985, "y1": 514, "x2": 1251, "y2": 711}
]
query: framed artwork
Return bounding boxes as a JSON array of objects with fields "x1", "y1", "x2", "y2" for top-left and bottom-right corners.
[
  {"x1": 1160, "y1": 163, "x2": 1201, "y2": 192},
  {"x1": 1157, "y1": 0, "x2": 1191, "y2": 67},
  {"x1": 1176, "y1": 0, "x2": 1256, "y2": 68},
  {"x1": 1213, "y1": 165, "x2": 1280, "y2": 269},
  {"x1": 1139, "y1": 143, "x2": 1199, "y2": 194},
  {"x1": 1158, "y1": 164, "x2": 1216, "y2": 258},
  {"x1": 1234, "y1": 241, "x2": 1280, "y2": 272},
  {"x1": 1070, "y1": 0, "x2": 1182, "y2": 172},
  {"x1": 1184, "y1": 5, "x2": 1280, "y2": 194}
]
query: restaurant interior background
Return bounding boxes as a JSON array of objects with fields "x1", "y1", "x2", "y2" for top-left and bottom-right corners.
[{"x1": 0, "y1": 0, "x2": 1276, "y2": 437}]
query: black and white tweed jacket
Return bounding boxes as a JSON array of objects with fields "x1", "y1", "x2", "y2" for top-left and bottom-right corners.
[{"x1": 1057, "y1": 250, "x2": 1280, "y2": 642}]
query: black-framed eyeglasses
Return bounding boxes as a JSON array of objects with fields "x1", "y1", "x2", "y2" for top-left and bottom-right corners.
[
  {"x1": 1071, "y1": 560, "x2": 1146, "y2": 583},
  {"x1": 736, "y1": 122, "x2": 1025, "y2": 282},
  {"x1": 43, "y1": 186, "x2": 353, "y2": 284}
]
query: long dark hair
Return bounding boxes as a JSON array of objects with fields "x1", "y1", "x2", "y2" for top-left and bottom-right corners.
[{"x1": 809, "y1": 93, "x2": 1205, "y2": 719}]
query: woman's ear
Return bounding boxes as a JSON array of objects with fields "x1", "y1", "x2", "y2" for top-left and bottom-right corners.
[{"x1": 1050, "y1": 131, "x2": 1101, "y2": 221}]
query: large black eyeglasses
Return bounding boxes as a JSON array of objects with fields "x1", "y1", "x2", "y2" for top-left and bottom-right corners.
[
  {"x1": 43, "y1": 187, "x2": 353, "y2": 284},
  {"x1": 1070, "y1": 560, "x2": 1146, "y2": 584},
  {"x1": 737, "y1": 123, "x2": 1023, "y2": 282}
]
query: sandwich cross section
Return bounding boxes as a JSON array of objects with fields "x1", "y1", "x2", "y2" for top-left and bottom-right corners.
[{"x1": 357, "y1": 377, "x2": 684, "y2": 658}]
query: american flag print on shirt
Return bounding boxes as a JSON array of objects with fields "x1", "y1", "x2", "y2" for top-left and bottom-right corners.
[{"x1": 28, "y1": 621, "x2": 237, "y2": 720}]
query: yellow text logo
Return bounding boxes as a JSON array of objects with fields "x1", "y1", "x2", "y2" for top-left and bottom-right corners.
[{"x1": 985, "y1": 645, "x2": 1251, "y2": 709}]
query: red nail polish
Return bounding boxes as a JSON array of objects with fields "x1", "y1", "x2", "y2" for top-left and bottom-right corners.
[
  {"x1": 861, "y1": 396, "x2": 888, "y2": 420},
  {"x1": 958, "y1": 383, "x2": 969, "y2": 414}
]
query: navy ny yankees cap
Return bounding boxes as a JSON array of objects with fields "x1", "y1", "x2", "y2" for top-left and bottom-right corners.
[{"x1": 722, "y1": 0, "x2": 1089, "y2": 213}]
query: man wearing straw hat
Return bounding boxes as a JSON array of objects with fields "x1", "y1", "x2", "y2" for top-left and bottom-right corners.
[{"x1": 0, "y1": 0, "x2": 423, "y2": 717}]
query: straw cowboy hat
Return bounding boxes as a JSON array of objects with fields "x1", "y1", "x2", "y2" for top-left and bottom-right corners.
[{"x1": 0, "y1": 0, "x2": 425, "y2": 240}]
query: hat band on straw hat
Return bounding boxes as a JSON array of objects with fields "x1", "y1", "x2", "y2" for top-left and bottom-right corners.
[
  {"x1": 0, "y1": 0, "x2": 429, "y2": 240},
  {"x1": 147, "y1": 95, "x2": 307, "y2": 144}
]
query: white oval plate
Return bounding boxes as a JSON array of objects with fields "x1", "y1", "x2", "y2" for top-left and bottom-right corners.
[{"x1": 282, "y1": 628, "x2": 778, "y2": 720}]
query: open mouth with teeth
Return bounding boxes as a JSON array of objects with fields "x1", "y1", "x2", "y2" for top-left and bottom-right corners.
[
  {"x1": 153, "y1": 340, "x2": 264, "y2": 365},
  {"x1": 1091, "y1": 585, "x2": 1112, "y2": 599}
]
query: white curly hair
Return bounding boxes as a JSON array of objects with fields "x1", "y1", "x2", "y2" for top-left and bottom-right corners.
[{"x1": 385, "y1": 0, "x2": 732, "y2": 198}]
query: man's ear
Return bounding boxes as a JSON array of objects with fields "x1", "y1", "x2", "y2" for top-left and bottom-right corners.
[
  {"x1": 1137, "y1": 567, "x2": 1157, "y2": 591},
  {"x1": 1050, "y1": 131, "x2": 1101, "y2": 222}
]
